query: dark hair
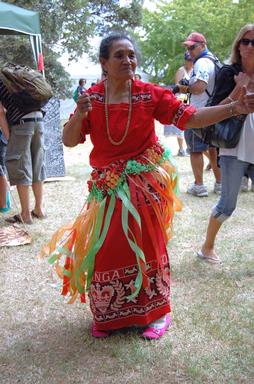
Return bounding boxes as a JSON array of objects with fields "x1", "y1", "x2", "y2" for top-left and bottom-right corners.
[
  {"x1": 79, "y1": 78, "x2": 85, "y2": 85},
  {"x1": 99, "y1": 32, "x2": 138, "y2": 60}
]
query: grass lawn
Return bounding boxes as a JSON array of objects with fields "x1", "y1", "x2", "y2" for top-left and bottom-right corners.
[{"x1": 0, "y1": 132, "x2": 253, "y2": 384}]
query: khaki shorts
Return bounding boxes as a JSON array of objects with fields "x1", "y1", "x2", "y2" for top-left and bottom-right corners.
[{"x1": 6, "y1": 120, "x2": 46, "y2": 186}]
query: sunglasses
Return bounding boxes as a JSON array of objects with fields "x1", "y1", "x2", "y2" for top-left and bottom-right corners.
[
  {"x1": 240, "y1": 38, "x2": 254, "y2": 47},
  {"x1": 187, "y1": 43, "x2": 201, "y2": 51}
]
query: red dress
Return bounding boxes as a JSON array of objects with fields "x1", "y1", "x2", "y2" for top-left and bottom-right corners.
[{"x1": 43, "y1": 80, "x2": 195, "y2": 331}]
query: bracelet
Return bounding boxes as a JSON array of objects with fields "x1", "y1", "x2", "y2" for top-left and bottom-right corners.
[{"x1": 229, "y1": 102, "x2": 236, "y2": 117}]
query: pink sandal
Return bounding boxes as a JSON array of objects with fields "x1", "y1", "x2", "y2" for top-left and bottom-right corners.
[
  {"x1": 141, "y1": 314, "x2": 171, "y2": 340},
  {"x1": 91, "y1": 322, "x2": 110, "y2": 338}
]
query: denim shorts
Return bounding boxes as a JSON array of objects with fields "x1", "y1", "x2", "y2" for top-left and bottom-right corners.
[
  {"x1": 0, "y1": 139, "x2": 7, "y2": 176},
  {"x1": 184, "y1": 129, "x2": 208, "y2": 152},
  {"x1": 212, "y1": 156, "x2": 254, "y2": 222},
  {"x1": 6, "y1": 120, "x2": 46, "y2": 186}
]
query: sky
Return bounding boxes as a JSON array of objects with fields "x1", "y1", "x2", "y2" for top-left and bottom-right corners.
[{"x1": 58, "y1": 0, "x2": 159, "y2": 82}]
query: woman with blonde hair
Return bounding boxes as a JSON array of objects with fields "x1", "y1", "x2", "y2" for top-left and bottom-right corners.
[{"x1": 198, "y1": 24, "x2": 254, "y2": 264}]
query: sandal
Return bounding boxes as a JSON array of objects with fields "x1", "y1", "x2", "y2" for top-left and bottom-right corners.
[
  {"x1": 31, "y1": 210, "x2": 47, "y2": 219},
  {"x1": 197, "y1": 250, "x2": 221, "y2": 264},
  {"x1": 141, "y1": 314, "x2": 171, "y2": 340},
  {"x1": 5, "y1": 214, "x2": 32, "y2": 225},
  {"x1": 91, "y1": 322, "x2": 110, "y2": 338}
]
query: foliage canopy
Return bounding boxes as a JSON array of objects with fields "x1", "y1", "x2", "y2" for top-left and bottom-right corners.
[
  {"x1": 0, "y1": 0, "x2": 144, "y2": 97},
  {"x1": 138, "y1": 0, "x2": 254, "y2": 85}
]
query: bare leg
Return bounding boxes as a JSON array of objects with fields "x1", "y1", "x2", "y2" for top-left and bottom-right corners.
[
  {"x1": 16, "y1": 184, "x2": 33, "y2": 224},
  {"x1": 209, "y1": 147, "x2": 221, "y2": 184},
  {"x1": 0, "y1": 175, "x2": 8, "y2": 208},
  {"x1": 204, "y1": 150, "x2": 211, "y2": 170},
  {"x1": 177, "y1": 137, "x2": 184, "y2": 151},
  {"x1": 201, "y1": 215, "x2": 222, "y2": 258},
  {"x1": 32, "y1": 181, "x2": 45, "y2": 218},
  {"x1": 190, "y1": 152, "x2": 204, "y2": 184}
]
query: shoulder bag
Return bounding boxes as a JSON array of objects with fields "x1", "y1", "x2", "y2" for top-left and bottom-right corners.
[{"x1": 193, "y1": 64, "x2": 246, "y2": 148}]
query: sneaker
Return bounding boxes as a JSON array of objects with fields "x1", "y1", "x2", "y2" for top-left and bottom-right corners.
[
  {"x1": 187, "y1": 183, "x2": 208, "y2": 197},
  {"x1": 214, "y1": 182, "x2": 222, "y2": 195},
  {"x1": 240, "y1": 176, "x2": 249, "y2": 192},
  {"x1": 177, "y1": 148, "x2": 187, "y2": 157}
]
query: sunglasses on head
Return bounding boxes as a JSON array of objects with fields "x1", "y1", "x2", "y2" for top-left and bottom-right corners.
[
  {"x1": 187, "y1": 43, "x2": 201, "y2": 51},
  {"x1": 240, "y1": 38, "x2": 254, "y2": 47}
]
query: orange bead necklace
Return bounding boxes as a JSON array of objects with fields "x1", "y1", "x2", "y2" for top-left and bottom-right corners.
[{"x1": 104, "y1": 80, "x2": 132, "y2": 146}]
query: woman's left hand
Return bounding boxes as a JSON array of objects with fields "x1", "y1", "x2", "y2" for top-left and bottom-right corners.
[{"x1": 235, "y1": 86, "x2": 254, "y2": 114}]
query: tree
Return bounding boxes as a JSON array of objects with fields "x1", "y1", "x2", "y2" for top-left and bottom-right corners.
[
  {"x1": 137, "y1": 0, "x2": 254, "y2": 85},
  {"x1": 0, "y1": 0, "x2": 144, "y2": 97}
]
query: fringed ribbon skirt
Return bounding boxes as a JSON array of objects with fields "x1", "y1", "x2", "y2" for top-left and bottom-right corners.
[{"x1": 41, "y1": 143, "x2": 182, "y2": 331}]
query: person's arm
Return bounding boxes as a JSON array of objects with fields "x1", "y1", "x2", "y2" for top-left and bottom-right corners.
[
  {"x1": 185, "y1": 91, "x2": 254, "y2": 129},
  {"x1": 63, "y1": 93, "x2": 95, "y2": 147},
  {"x1": 175, "y1": 67, "x2": 185, "y2": 84},
  {"x1": 177, "y1": 79, "x2": 207, "y2": 94},
  {"x1": 188, "y1": 79, "x2": 207, "y2": 95},
  {"x1": 218, "y1": 72, "x2": 250, "y2": 105},
  {"x1": 0, "y1": 103, "x2": 9, "y2": 141}
]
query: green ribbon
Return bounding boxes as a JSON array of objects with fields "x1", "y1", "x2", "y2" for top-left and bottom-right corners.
[
  {"x1": 75, "y1": 194, "x2": 116, "y2": 293},
  {"x1": 48, "y1": 246, "x2": 71, "y2": 264},
  {"x1": 118, "y1": 183, "x2": 147, "y2": 300}
]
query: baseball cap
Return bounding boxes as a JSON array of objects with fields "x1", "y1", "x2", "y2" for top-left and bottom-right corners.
[{"x1": 183, "y1": 32, "x2": 207, "y2": 47}]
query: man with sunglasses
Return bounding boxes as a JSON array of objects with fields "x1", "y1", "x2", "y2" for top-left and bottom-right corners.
[{"x1": 177, "y1": 32, "x2": 221, "y2": 197}]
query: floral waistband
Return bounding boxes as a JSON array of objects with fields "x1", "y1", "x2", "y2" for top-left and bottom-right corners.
[{"x1": 87, "y1": 143, "x2": 170, "y2": 201}]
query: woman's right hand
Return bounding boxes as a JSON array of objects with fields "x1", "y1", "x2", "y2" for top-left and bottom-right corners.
[
  {"x1": 234, "y1": 72, "x2": 251, "y2": 88},
  {"x1": 76, "y1": 93, "x2": 96, "y2": 118}
]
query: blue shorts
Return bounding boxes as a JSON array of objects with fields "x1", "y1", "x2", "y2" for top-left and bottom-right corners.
[{"x1": 184, "y1": 129, "x2": 208, "y2": 153}]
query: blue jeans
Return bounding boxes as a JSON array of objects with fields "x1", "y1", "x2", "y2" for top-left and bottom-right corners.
[{"x1": 212, "y1": 156, "x2": 254, "y2": 222}]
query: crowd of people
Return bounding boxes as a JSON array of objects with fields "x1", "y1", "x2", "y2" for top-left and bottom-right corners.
[{"x1": 1, "y1": 24, "x2": 254, "y2": 340}]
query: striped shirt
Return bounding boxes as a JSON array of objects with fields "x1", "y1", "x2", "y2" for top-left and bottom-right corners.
[{"x1": 0, "y1": 80, "x2": 26, "y2": 124}]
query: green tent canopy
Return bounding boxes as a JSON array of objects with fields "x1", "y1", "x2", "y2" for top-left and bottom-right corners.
[{"x1": 0, "y1": 1, "x2": 43, "y2": 72}]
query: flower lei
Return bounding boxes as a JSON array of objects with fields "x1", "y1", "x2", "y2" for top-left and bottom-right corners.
[{"x1": 87, "y1": 143, "x2": 171, "y2": 202}]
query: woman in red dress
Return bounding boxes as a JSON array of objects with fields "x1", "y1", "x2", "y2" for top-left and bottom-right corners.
[{"x1": 42, "y1": 33, "x2": 254, "y2": 339}]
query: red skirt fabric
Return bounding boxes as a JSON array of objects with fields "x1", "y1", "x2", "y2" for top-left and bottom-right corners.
[
  {"x1": 42, "y1": 144, "x2": 181, "y2": 331},
  {"x1": 89, "y1": 197, "x2": 170, "y2": 331}
]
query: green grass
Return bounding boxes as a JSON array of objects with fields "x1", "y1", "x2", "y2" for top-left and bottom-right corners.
[{"x1": 0, "y1": 135, "x2": 253, "y2": 384}]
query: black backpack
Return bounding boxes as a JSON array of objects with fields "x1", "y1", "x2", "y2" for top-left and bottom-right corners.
[{"x1": 0, "y1": 63, "x2": 53, "y2": 113}]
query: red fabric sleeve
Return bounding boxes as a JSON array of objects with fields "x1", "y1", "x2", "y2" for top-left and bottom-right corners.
[{"x1": 151, "y1": 84, "x2": 196, "y2": 130}]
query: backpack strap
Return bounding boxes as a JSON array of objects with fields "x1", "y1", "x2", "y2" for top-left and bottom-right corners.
[
  {"x1": 201, "y1": 54, "x2": 221, "y2": 97},
  {"x1": 193, "y1": 54, "x2": 221, "y2": 97}
]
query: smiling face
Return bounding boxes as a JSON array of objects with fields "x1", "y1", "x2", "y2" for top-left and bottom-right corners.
[{"x1": 100, "y1": 39, "x2": 137, "y2": 81}]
